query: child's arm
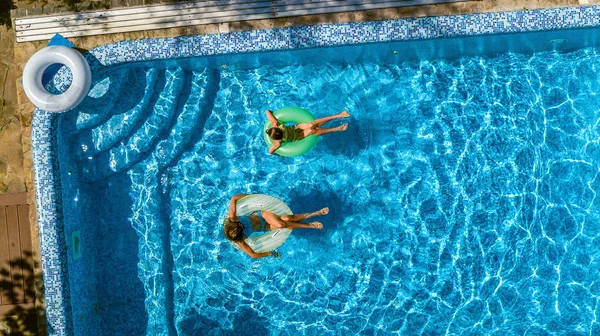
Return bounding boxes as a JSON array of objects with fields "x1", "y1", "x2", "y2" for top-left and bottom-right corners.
[
  {"x1": 237, "y1": 241, "x2": 279, "y2": 258},
  {"x1": 266, "y1": 110, "x2": 280, "y2": 127},
  {"x1": 227, "y1": 194, "x2": 249, "y2": 220},
  {"x1": 268, "y1": 140, "x2": 282, "y2": 155}
]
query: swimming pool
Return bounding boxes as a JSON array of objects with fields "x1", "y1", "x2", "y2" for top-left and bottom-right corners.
[{"x1": 33, "y1": 6, "x2": 600, "y2": 336}]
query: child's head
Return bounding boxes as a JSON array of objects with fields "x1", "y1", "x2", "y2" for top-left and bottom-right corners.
[
  {"x1": 266, "y1": 127, "x2": 284, "y2": 140},
  {"x1": 224, "y1": 219, "x2": 244, "y2": 242}
]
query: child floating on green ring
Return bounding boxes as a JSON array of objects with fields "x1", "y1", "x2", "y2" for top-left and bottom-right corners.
[{"x1": 264, "y1": 107, "x2": 350, "y2": 156}]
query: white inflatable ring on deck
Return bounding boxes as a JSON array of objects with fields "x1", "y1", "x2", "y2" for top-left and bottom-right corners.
[{"x1": 22, "y1": 46, "x2": 91, "y2": 113}]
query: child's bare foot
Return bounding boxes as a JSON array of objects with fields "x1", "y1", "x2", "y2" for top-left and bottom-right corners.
[
  {"x1": 339, "y1": 111, "x2": 350, "y2": 117},
  {"x1": 308, "y1": 222, "x2": 323, "y2": 229},
  {"x1": 301, "y1": 208, "x2": 329, "y2": 220},
  {"x1": 336, "y1": 124, "x2": 348, "y2": 131}
]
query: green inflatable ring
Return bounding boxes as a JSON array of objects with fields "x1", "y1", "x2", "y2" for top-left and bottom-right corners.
[{"x1": 263, "y1": 106, "x2": 319, "y2": 157}]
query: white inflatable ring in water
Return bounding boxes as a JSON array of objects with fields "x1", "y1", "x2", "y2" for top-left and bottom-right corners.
[
  {"x1": 225, "y1": 194, "x2": 293, "y2": 253},
  {"x1": 22, "y1": 46, "x2": 91, "y2": 113}
]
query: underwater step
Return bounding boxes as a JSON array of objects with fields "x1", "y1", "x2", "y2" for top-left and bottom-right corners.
[
  {"x1": 76, "y1": 68, "x2": 160, "y2": 158},
  {"x1": 144, "y1": 69, "x2": 220, "y2": 170},
  {"x1": 67, "y1": 68, "x2": 129, "y2": 132},
  {"x1": 83, "y1": 67, "x2": 185, "y2": 181}
]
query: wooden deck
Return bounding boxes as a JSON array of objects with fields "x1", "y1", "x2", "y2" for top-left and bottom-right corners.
[
  {"x1": 0, "y1": 193, "x2": 38, "y2": 336},
  {"x1": 14, "y1": 0, "x2": 470, "y2": 42}
]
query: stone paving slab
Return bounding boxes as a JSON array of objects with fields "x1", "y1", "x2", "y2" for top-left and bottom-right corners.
[{"x1": 0, "y1": 25, "x2": 23, "y2": 195}]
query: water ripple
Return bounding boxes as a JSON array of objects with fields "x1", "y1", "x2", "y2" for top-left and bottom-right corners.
[{"x1": 74, "y1": 47, "x2": 600, "y2": 334}]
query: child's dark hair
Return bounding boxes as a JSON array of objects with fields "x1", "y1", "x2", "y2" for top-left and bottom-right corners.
[
  {"x1": 266, "y1": 127, "x2": 284, "y2": 140},
  {"x1": 224, "y1": 219, "x2": 244, "y2": 242}
]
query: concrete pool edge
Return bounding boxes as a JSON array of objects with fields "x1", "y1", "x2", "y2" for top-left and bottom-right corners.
[{"x1": 31, "y1": 4, "x2": 600, "y2": 335}]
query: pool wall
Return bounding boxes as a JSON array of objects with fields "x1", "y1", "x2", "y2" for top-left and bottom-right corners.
[{"x1": 31, "y1": 5, "x2": 600, "y2": 335}]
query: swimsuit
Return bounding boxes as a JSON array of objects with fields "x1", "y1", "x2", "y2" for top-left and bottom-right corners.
[
  {"x1": 278, "y1": 124, "x2": 300, "y2": 142},
  {"x1": 239, "y1": 213, "x2": 267, "y2": 237},
  {"x1": 255, "y1": 211, "x2": 268, "y2": 232},
  {"x1": 239, "y1": 217, "x2": 253, "y2": 237}
]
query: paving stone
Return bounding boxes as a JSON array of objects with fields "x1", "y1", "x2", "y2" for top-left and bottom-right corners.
[
  {"x1": 24, "y1": 7, "x2": 43, "y2": 16},
  {"x1": 3, "y1": 64, "x2": 17, "y2": 104},
  {"x1": 0, "y1": 155, "x2": 7, "y2": 174},
  {"x1": 0, "y1": 28, "x2": 14, "y2": 62},
  {"x1": 13, "y1": 42, "x2": 39, "y2": 65},
  {"x1": 0, "y1": 99, "x2": 25, "y2": 193}
]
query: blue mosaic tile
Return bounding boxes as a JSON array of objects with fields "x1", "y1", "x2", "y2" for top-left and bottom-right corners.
[
  {"x1": 30, "y1": 5, "x2": 600, "y2": 335},
  {"x1": 32, "y1": 111, "x2": 73, "y2": 336}
]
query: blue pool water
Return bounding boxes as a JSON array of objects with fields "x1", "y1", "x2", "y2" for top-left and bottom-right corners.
[{"x1": 58, "y1": 31, "x2": 600, "y2": 335}]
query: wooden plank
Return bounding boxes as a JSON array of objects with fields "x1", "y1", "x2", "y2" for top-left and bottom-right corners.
[
  {"x1": 15, "y1": 0, "x2": 271, "y2": 24},
  {"x1": 5, "y1": 206, "x2": 24, "y2": 305},
  {"x1": 0, "y1": 207, "x2": 9, "y2": 305},
  {"x1": 17, "y1": 205, "x2": 34, "y2": 304},
  {"x1": 15, "y1": 0, "x2": 468, "y2": 42},
  {"x1": 16, "y1": 0, "x2": 381, "y2": 30},
  {"x1": 16, "y1": 0, "x2": 277, "y2": 28},
  {"x1": 0, "y1": 193, "x2": 27, "y2": 207}
]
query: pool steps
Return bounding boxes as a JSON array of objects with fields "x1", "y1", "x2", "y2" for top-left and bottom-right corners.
[
  {"x1": 14, "y1": 0, "x2": 468, "y2": 42},
  {"x1": 80, "y1": 68, "x2": 219, "y2": 183},
  {"x1": 89, "y1": 68, "x2": 159, "y2": 153},
  {"x1": 68, "y1": 70, "x2": 128, "y2": 133},
  {"x1": 83, "y1": 68, "x2": 184, "y2": 180},
  {"x1": 74, "y1": 68, "x2": 159, "y2": 157},
  {"x1": 147, "y1": 69, "x2": 219, "y2": 169}
]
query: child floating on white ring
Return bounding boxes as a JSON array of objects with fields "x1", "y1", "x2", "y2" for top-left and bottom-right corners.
[{"x1": 224, "y1": 194, "x2": 329, "y2": 259}]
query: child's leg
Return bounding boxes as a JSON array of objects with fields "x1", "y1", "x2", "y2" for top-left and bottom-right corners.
[
  {"x1": 296, "y1": 111, "x2": 350, "y2": 130},
  {"x1": 263, "y1": 211, "x2": 324, "y2": 230},
  {"x1": 281, "y1": 208, "x2": 328, "y2": 222},
  {"x1": 249, "y1": 212, "x2": 263, "y2": 231},
  {"x1": 313, "y1": 111, "x2": 350, "y2": 127},
  {"x1": 310, "y1": 124, "x2": 348, "y2": 137},
  {"x1": 282, "y1": 221, "x2": 323, "y2": 230}
]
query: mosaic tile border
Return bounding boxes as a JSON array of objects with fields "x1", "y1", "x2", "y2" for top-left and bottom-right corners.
[
  {"x1": 32, "y1": 112, "x2": 71, "y2": 336},
  {"x1": 31, "y1": 5, "x2": 600, "y2": 335}
]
